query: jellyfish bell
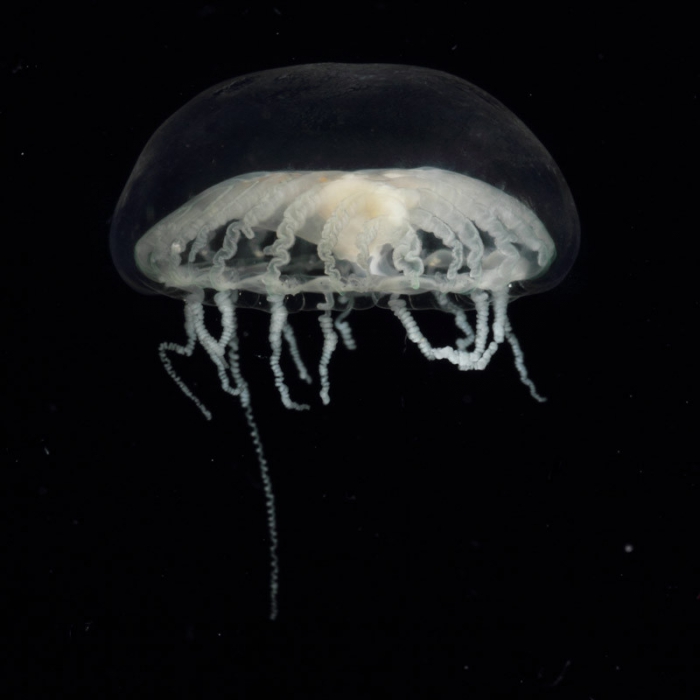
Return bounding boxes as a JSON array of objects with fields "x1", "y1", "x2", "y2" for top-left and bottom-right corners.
[{"x1": 110, "y1": 63, "x2": 580, "y2": 619}]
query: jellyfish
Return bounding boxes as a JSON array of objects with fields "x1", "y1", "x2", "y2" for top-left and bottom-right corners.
[{"x1": 110, "y1": 64, "x2": 580, "y2": 621}]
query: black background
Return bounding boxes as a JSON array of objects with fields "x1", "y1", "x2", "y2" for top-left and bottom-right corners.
[{"x1": 3, "y1": 3, "x2": 698, "y2": 698}]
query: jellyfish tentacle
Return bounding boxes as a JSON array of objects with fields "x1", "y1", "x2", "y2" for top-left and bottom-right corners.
[
  {"x1": 281, "y1": 323, "x2": 313, "y2": 385},
  {"x1": 388, "y1": 289, "x2": 545, "y2": 399},
  {"x1": 334, "y1": 297, "x2": 357, "y2": 351},
  {"x1": 268, "y1": 295, "x2": 310, "y2": 410},
  {"x1": 317, "y1": 295, "x2": 340, "y2": 405},
  {"x1": 158, "y1": 299, "x2": 213, "y2": 421},
  {"x1": 218, "y1": 291, "x2": 281, "y2": 620}
]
